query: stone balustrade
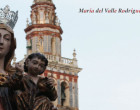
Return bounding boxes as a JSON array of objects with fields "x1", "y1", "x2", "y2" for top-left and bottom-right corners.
[{"x1": 45, "y1": 54, "x2": 76, "y2": 66}]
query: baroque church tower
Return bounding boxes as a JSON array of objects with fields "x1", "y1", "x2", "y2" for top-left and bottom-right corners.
[{"x1": 22, "y1": 0, "x2": 82, "y2": 109}]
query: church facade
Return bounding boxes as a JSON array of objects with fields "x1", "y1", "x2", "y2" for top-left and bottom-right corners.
[{"x1": 19, "y1": 0, "x2": 82, "y2": 109}]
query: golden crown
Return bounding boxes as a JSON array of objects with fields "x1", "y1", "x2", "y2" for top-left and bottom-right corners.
[{"x1": 0, "y1": 5, "x2": 18, "y2": 29}]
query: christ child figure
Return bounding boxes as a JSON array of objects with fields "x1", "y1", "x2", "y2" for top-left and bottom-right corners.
[{"x1": 13, "y1": 53, "x2": 58, "y2": 110}]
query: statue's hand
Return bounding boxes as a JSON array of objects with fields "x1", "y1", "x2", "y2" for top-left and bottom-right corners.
[
  {"x1": 46, "y1": 77, "x2": 55, "y2": 90},
  {"x1": 12, "y1": 63, "x2": 23, "y2": 81},
  {"x1": 15, "y1": 63, "x2": 23, "y2": 73},
  {"x1": 38, "y1": 77, "x2": 55, "y2": 91}
]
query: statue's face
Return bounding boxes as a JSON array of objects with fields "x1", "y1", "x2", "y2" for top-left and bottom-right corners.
[
  {"x1": 27, "y1": 57, "x2": 46, "y2": 76},
  {"x1": 0, "y1": 29, "x2": 11, "y2": 58}
]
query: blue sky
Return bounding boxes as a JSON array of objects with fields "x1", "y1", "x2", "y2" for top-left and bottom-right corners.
[{"x1": 1, "y1": 0, "x2": 140, "y2": 110}]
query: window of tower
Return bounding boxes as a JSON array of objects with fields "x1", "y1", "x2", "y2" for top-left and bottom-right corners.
[
  {"x1": 61, "y1": 81, "x2": 67, "y2": 106},
  {"x1": 40, "y1": 11, "x2": 45, "y2": 24},
  {"x1": 51, "y1": 37, "x2": 55, "y2": 55}
]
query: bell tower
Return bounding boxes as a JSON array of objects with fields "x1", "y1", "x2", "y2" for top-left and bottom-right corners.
[
  {"x1": 25, "y1": 0, "x2": 62, "y2": 56},
  {"x1": 23, "y1": 0, "x2": 82, "y2": 110}
]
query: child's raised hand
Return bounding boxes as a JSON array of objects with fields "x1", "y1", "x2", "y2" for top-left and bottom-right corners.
[
  {"x1": 15, "y1": 63, "x2": 23, "y2": 73},
  {"x1": 14, "y1": 63, "x2": 23, "y2": 79}
]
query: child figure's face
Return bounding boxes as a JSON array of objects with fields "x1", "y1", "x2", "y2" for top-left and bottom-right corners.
[{"x1": 27, "y1": 57, "x2": 46, "y2": 76}]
